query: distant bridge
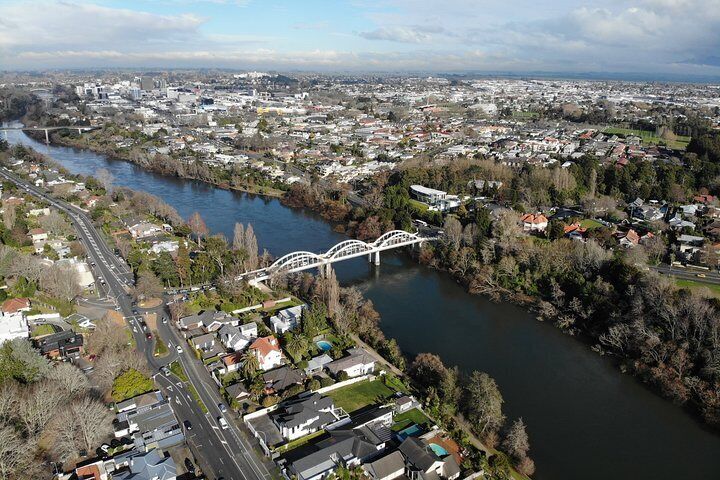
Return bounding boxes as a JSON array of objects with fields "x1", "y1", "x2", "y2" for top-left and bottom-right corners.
[
  {"x1": 0, "y1": 125, "x2": 99, "y2": 143},
  {"x1": 240, "y1": 230, "x2": 438, "y2": 284}
]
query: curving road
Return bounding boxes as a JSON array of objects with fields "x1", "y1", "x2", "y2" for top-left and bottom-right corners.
[{"x1": 0, "y1": 166, "x2": 274, "y2": 480}]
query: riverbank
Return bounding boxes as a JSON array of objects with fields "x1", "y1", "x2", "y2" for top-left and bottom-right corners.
[{"x1": 28, "y1": 128, "x2": 286, "y2": 198}]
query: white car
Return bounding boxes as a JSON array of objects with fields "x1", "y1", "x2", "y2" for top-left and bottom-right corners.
[
  {"x1": 176, "y1": 345, "x2": 183, "y2": 354},
  {"x1": 218, "y1": 417, "x2": 229, "y2": 430}
]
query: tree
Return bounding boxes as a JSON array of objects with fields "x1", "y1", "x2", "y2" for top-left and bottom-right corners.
[
  {"x1": 175, "y1": 241, "x2": 191, "y2": 287},
  {"x1": 40, "y1": 263, "x2": 81, "y2": 301},
  {"x1": 153, "y1": 251, "x2": 178, "y2": 286},
  {"x1": 96, "y1": 167, "x2": 114, "y2": 192},
  {"x1": 205, "y1": 234, "x2": 229, "y2": 276},
  {"x1": 233, "y1": 222, "x2": 245, "y2": 251},
  {"x1": 324, "y1": 266, "x2": 341, "y2": 318},
  {"x1": 444, "y1": 216, "x2": 463, "y2": 250},
  {"x1": 111, "y1": 368, "x2": 154, "y2": 402},
  {"x1": 0, "y1": 338, "x2": 51, "y2": 384},
  {"x1": 188, "y1": 211, "x2": 208, "y2": 247},
  {"x1": 135, "y1": 270, "x2": 163, "y2": 301},
  {"x1": 284, "y1": 332, "x2": 309, "y2": 361},
  {"x1": 241, "y1": 351, "x2": 260, "y2": 379},
  {"x1": 303, "y1": 302, "x2": 328, "y2": 337},
  {"x1": 51, "y1": 396, "x2": 112, "y2": 462},
  {"x1": 502, "y1": 418, "x2": 531, "y2": 462},
  {"x1": 465, "y1": 370, "x2": 505, "y2": 437},
  {"x1": 0, "y1": 424, "x2": 34, "y2": 479},
  {"x1": 51, "y1": 362, "x2": 90, "y2": 395},
  {"x1": 245, "y1": 224, "x2": 259, "y2": 271}
]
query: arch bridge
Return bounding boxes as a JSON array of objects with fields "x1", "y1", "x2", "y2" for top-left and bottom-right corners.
[{"x1": 239, "y1": 230, "x2": 438, "y2": 284}]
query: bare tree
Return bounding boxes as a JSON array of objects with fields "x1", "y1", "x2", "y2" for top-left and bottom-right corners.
[
  {"x1": 233, "y1": 222, "x2": 245, "y2": 251},
  {"x1": 95, "y1": 167, "x2": 114, "y2": 192},
  {"x1": 18, "y1": 380, "x2": 68, "y2": 435},
  {"x1": 134, "y1": 270, "x2": 163, "y2": 301},
  {"x1": 188, "y1": 211, "x2": 208, "y2": 247},
  {"x1": 2, "y1": 204, "x2": 16, "y2": 229},
  {"x1": 0, "y1": 424, "x2": 35, "y2": 479},
  {"x1": 41, "y1": 263, "x2": 81, "y2": 301},
  {"x1": 51, "y1": 363, "x2": 91, "y2": 396},
  {"x1": 443, "y1": 216, "x2": 463, "y2": 250},
  {"x1": 51, "y1": 396, "x2": 113, "y2": 462},
  {"x1": 245, "y1": 224, "x2": 259, "y2": 270},
  {"x1": 39, "y1": 211, "x2": 72, "y2": 237},
  {"x1": 324, "y1": 266, "x2": 341, "y2": 318}
]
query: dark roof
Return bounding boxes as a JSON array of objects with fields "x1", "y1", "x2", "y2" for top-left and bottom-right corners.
[
  {"x1": 273, "y1": 393, "x2": 335, "y2": 429},
  {"x1": 263, "y1": 366, "x2": 306, "y2": 392},
  {"x1": 33, "y1": 330, "x2": 83, "y2": 355},
  {"x1": 399, "y1": 437, "x2": 442, "y2": 472}
]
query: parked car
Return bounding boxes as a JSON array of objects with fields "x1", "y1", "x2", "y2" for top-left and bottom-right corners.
[
  {"x1": 183, "y1": 420, "x2": 192, "y2": 430},
  {"x1": 184, "y1": 458, "x2": 195, "y2": 473},
  {"x1": 176, "y1": 345, "x2": 183, "y2": 354},
  {"x1": 218, "y1": 402, "x2": 227, "y2": 413}
]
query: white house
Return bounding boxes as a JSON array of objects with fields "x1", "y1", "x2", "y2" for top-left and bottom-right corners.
[
  {"x1": 0, "y1": 311, "x2": 29, "y2": 344},
  {"x1": 249, "y1": 335, "x2": 283, "y2": 371},
  {"x1": 218, "y1": 322, "x2": 257, "y2": 351},
  {"x1": 326, "y1": 347, "x2": 375, "y2": 378},
  {"x1": 269, "y1": 304, "x2": 305, "y2": 334}
]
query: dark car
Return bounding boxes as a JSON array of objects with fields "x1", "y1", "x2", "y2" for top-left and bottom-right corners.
[
  {"x1": 145, "y1": 332, "x2": 152, "y2": 340},
  {"x1": 184, "y1": 458, "x2": 195, "y2": 473},
  {"x1": 183, "y1": 420, "x2": 192, "y2": 430}
]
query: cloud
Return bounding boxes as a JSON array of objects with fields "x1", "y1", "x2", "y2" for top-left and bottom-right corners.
[{"x1": 358, "y1": 25, "x2": 447, "y2": 43}]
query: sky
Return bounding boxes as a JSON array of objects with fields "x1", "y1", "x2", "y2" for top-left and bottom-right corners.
[{"x1": 1, "y1": 0, "x2": 719, "y2": 77}]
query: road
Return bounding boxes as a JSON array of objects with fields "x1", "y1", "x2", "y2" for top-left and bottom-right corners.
[
  {"x1": 0, "y1": 166, "x2": 273, "y2": 480},
  {"x1": 651, "y1": 264, "x2": 720, "y2": 285}
]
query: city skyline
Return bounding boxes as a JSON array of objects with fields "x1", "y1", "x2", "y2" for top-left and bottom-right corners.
[{"x1": 1, "y1": 0, "x2": 720, "y2": 79}]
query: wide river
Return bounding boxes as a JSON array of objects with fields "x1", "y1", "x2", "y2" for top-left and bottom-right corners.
[{"x1": 5, "y1": 124, "x2": 720, "y2": 479}]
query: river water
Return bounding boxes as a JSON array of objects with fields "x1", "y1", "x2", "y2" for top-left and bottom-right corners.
[{"x1": 5, "y1": 124, "x2": 720, "y2": 480}]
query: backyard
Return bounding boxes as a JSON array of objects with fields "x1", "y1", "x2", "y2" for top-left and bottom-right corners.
[
  {"x1": 327, "y1": 379, "x2": 396, "y2": 413},
  {"x1": 602, "y1": 127, "x2": 691, "y2": 150}
]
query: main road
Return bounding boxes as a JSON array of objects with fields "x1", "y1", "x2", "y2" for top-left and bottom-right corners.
[{"x1": 0, "y1": 166, "x2": 273, "y2": 480}]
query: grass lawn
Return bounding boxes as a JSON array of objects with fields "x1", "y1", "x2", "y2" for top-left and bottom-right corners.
[
  {"x1": 274, "y1": 429, "x2": 326, "y2": 454},
  {"x1": 391, "y1": 408, "x2": 432, "y2": 431},
  {"x1": 675, "y1": 278, "x2": 720, "y2": 297},
  {"x1": 153, "y1": 331, "x2": 168, "y2": 357},
  {"x1": 579, "y1": 218, "x2": 603, "y2": 229},
  {"x1": 30, "y1": 324, "x2": 55, "y2": 337},
  {"x1": 169, "y1": 361, "x2": 189, "y2": 382},
  {"x1": 409, "y1": 199, "x2": 430, "y2": 212},
  {"x1": 327, "y1": 379, "x2": 396, "y2": 413},
  {"x1": 602, "y1": 127, "x2": 691, "y2": 150}
]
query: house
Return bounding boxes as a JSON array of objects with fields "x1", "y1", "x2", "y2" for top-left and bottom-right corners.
[
  {"x1": 112, "y1": 448, "x2": 177, "y2": 480},
  {"x1": 326, "y1": 347, "x2": 376, "y2": 378},
  {"x1": 305, "y1": 354, "x2": 333, "y2": 376},
  {"x1": 0, "y1": 310, "x2": 29, "y2": 343},
  {"x1": 218, "y1": 322, "x2": 257, "y2": 351},
  {"x1": 28, "y1": 228, "x2": 48, "y2": 242},
  {"x1": 520, "y1": 213, "x2": 548, "y2": 232},
  {"x1": 263, "y1": 366, "x2": 306, "y2": 394},
  {"x1": 269, "y1": 304, "x2": 305, "y2": 334},
  {"x1": 178, "y1": 310, "x2": 235, "y2": 331},
  {"x1": 116, "y1": 391, "x2": 164, "y2": 413},
  {"x1": 226, "y1": 382, "x2": 251, "y2": 403},
  {"x1": 114, "y1": 393, "x2": 184, "y2": 452},
  {"x1": 363, "y1": 451, "x2": 406, "y2": 480},
  {"x1": 618, "y1": 229, "x2": 640, "y2": 248},
  {"x1": 249, "y1": 335, "x2": 283, "y2": 371},
  {"x1": 33, "y1": 330, "x2": 84, "y2": 360},
  {"x1": 394, "y1": 395, "x2": 420, "y2": 414},
  {"x1": 2, "y1": 297, "x2": 31, "y2": 314},
  {"x1": 128, "y1": 221, "x2": 163, "y2": 239},
  {"x1": 399, "y1": 437, "x2": 461, "y2": 480},
  {"x1": 272, "y1": 393, "x2": 348, "y2": 441},
  {"x1": 287, "y1": 426, "x2": 386, "y2": 480}
]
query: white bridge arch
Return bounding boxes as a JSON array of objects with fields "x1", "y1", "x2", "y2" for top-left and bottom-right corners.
[{"x1": 239, "y1": 229, "x2": 438, "y2": 283}]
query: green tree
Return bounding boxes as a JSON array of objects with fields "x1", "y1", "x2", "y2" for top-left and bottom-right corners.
[
  {"x1": 302, "y1": 303, "x2": 328, "y2": 337},
  {"x1": 111, "y1": 368, "x2": 154, "y2": 402},
  {"x1": 153, "y1": 251, "x2": 178, "y2": 287},
  {"x1": 241, "y1": 351, "x2": 260, "y2": 379},
  {"x1": 465, "y1": 370, "x2": 505, "y2": 437},
  {"x1": 175, "y1": 241, "x2": 191, "y2": 287}
]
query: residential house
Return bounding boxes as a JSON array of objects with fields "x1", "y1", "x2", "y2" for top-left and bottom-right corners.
[
  {"x1": 272, "y1": 393, "x2": 348, "y2": 441},
  {"x1": 399, "y1": 437, "x2": 461, "y2": 480},
  {"x1": 128, "y1": 221, "x2": 163, "y2": 240},
  {"x1": 326, "y1": 347, "x2": 376, "y2": 378},
  {"x1": 178, "y1": 310, "x2": 235, "y2": 332},
  {"x1": 305, "y1": 354, "x2": 333, "y2": 376},
  {"x1": 33, "y1": 330, "x2": 84, "y2": 360},
  {"x1": 28, "y1": 228, "x2": 48, "y2": 242},
  {"x1": 112, "y1": 448, "x2": 177, "y2": 480},
  {"x1": 363, "y1": 451, "x2": 406, "y2": 480},
  {"x1": 0, "y1": 309, "x2": 29, "y2": 343},
  {"x1": 269, "y1": 304, "x2": 305, "y2": 334},
  {"x1": 286, "y1": 426, "x2": 386, "y2": 480},
  {"x1": 218, "y1": 322, "x2": 257, "y2": 351},
  {"x1": 114, "y1": 392, "x2": 184, "y2": 452},
  {"x1": 263, "y1": 366, "x2": 306, "y2": 394},
  {"x1": 2, "y1": 297, "x2": 31, "y2": 314},
  {"x1": 249, "y1": 335, "x2": 283, "y2": 371},
  {"x1": 226, "y1": 382, "x2": 251, "y2": 403},
  {"x1": 520, "y1": 213, "x2": 548, "y2": 232},
  {"x1": 618, "y1": 229, "x2": 640, "y2": 248}
]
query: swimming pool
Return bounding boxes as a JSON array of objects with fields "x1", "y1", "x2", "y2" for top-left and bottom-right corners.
[
  {"x1": 396, "y1": 424, "x2": 423, "y2": 440},
  {"x1": 429, "y1": 443, "x2": 449, "y2": 457},
  {"x1": 316, "y1": 340, "x2": 332, "y2": 351}
]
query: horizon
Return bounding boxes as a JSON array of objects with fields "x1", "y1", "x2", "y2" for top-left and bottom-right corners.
[{"x1": 1, "y1": 0, "x2": 719, "y2": 80}]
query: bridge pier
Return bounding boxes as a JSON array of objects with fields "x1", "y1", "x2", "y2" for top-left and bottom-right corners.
[
  {"x1": 368, "y1": 251, "x2": 380, "y2": 266},
  {"x1": 44, "y1": 129, "x2": 49, "y2": 144}
]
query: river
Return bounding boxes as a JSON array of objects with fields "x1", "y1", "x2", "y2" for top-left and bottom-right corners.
[{"x1": 4, "y1": 124, "x2": 720, "y2": 480}]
